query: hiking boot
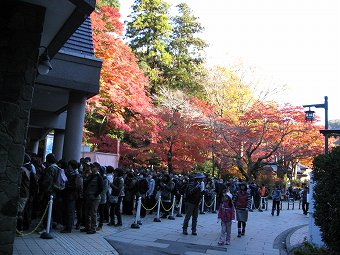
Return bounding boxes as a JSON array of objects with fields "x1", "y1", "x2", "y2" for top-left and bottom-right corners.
[
  {"x1": 114, "y1": 223, "x2": 122, "y2": 227},
  {"x1": 241, "y1": 228, "x2": 245, "y2": 235},
  {"x1": 86, "y1": 230, "x2": 96, "y2": 234},
  {"x1": 107, "y1": 222, "x2": 115, "y2": 226},
  {"x1": 192, "y1": 232, "x2": 197, "y2": 236},
  {"x1": 182, "y1": 230, "x2": 188, "y2": 235}
]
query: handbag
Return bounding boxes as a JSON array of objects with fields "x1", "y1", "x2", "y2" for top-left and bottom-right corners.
[{"x1": 109, "y1": 195, "x2": 118, "y2": 204}]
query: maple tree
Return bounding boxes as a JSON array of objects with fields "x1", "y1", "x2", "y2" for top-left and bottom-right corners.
[
  {"x1": 215, "y1": 102, "x2": 324, "y2": 180},
  {"x1": 140, "y1": 88, "x2": 211, "y2": 173},
  {"x1": 86, "y1": 6, "x2": 154, "y2": 151}
]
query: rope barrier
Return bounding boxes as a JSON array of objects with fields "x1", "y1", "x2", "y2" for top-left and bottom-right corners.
[
  {"x1": 141, "y1": 200, "x2": 159, "y2": 211},
  {"x1": 160, "y1": 200, "x2": 174, "y2": 212},
  {"x1": 204, "y1": 199, "x2": 215, "y2": 208},
  {"x1": 16, "y1": 200, "x2": 50, "y2": 237}
]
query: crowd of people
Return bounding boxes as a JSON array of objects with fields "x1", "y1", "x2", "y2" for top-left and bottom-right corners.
[{"x1": 17, "y1": 152, "x2": 309, "y2": 246}]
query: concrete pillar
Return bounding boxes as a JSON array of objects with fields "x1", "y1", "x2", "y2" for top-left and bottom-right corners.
[
  {"x1": 52, "y1": 129, "x2": 65, "y2": 161},
  {"x1": 62, "y1": 92, "x2": 87, "y2": 162},
  {"x1": 308, "y1": 172, "x2": 323, "y2": 247},
  {"x1": 32, "y1": 140, "x2": 40, "y2": 154},
  {"x1": 0, "y1": 3, "x2": 45, "y2": 254}
]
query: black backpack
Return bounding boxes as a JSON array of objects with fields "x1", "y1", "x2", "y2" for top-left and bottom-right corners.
[{"x1": 138, "y1": 178, "x2": 149, "y2": 194}]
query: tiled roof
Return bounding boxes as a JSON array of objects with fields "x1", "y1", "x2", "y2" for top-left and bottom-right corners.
[{"x1": 60, "y1": 17, "x2": 95, "y2": 56}]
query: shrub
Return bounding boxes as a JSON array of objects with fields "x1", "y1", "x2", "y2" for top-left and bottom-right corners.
[
  {"x1": 293, "y1": 241, "x2": 331, "y2": 255},
  {"x1": 313, "y1": 147, "x2": 340, "y2": 253}
]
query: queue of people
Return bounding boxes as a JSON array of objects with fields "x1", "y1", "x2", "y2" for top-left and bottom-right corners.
[{"x1": 17, "y1": 153, "x2": 309, "y2": 246}]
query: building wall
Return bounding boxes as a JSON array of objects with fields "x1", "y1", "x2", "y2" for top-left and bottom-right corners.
[{"x1": 0, "y1": 3, "x2": 45, "y2": 254}]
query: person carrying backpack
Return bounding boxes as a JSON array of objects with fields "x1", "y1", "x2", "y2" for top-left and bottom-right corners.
[
  {"x1": 271, "y1": 185, "x2": 282, "y2": 216},
  {"x1": 38, "y1": 153, "x2": 60, "y2": 232}
]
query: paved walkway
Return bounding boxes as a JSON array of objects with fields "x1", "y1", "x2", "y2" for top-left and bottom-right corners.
[{"x1": 13, "y1": 201, "x2": 309, "y2": 255}]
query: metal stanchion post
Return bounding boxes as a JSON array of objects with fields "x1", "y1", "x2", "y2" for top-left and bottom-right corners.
[
  {"x1": 200, "y1": 195, "x2": 205, "y2": 214},
  {"x1": 40, "y1": 194, "x2": 54, "y2": 239},
  {"x1": 212, "y1": 194, "x2": 217, "y2": 213},
  {"x1": 131, "y1": 197, "x2": 141, "y2": 229},
  {"x1": 154, "y1": 196, "x2": 161, "y2": 222},
  {"x1": 168, "y1": 196, "x2": 176, "y2": 220},
  {"x1": 133, "y1": 195, "x2": 136, "y2": 212},
  {"x1": 176, "y1": 195, "x2": 183, "y2": 217}
]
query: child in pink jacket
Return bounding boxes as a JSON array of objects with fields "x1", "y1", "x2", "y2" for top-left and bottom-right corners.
[{"x1": 217, "y1": 192, "x2": 235, "y2": 245}]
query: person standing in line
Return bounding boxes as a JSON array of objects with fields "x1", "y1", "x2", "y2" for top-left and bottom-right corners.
[
  {"x1": 61, "y1": 160, "x2": 82, "y2": 233},
  {"x1": 233, "y1": 182, "x2": 251, "y2": 238},
  {"x1": 17, "y1": 154, "x2": 32, "y2": 234},
  {"x1": 182, "y1": 173, "x2": 205, "y2": 236},
  {"x1": 217, "y1": 192, "x2": 235, "y2": 245},
  {"x1": 271, "y1": 185, "x2": 282, "y2": 216},
  {"x1": 108, "y1": 168, "x2": 124, "y2": 226},
  {"x1": 146, "y1": 173, "x2": 155, "y2": 214},
  {"x1": 80, "y1": 162, "x2": 103, "y2": 234},
  {"x1": 96, "y1": 166, "x2": 109, "y2": 231}
]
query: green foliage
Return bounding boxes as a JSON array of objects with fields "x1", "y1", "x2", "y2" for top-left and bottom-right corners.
[
  {"x1": 97, "y1": 0, "x2": 120, "y2": 8},
  {"x1": 165, "y1": 3, "x2": 208, "y2": 96},
  {"x1": 313, "y1": 147, "x2": 340, "y2": 253},
  {"x1": 125, "y1": 0, "x2": 173, "y2": 94},
  {"x1": 195, "y1": 161, "x2": 213, "y2": 177},
  {"x1": 293, "y1": 241, "x2": 332, "y2": 255}
]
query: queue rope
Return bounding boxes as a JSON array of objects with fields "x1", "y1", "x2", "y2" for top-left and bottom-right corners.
[
  {"x1": 141, "y1": 200, "x2": 159, "y2": 211},
  {"x1": 204, "y1": 199, "x2": 215, "y2": 208},
  {"x1": 16, "y1": 201, "x2": 51, "y2": 237},
  {"x1": 160, "y1": 200, "x2": 174, "y2": 212}
]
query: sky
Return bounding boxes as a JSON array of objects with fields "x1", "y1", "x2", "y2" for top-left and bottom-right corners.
[{"x1": 119, "y1": 0, "x2": 340, "y2": 122}]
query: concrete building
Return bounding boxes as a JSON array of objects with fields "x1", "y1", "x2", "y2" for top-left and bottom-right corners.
[{"x1": 0, "y1": 1, "x2": 101, "y2": 254}]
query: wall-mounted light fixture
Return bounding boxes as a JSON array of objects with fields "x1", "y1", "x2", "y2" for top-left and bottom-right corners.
[{"x1": 38, "y1": 46, "x2": 52, "y2": 75}]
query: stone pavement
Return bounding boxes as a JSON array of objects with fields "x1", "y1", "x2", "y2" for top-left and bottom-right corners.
[{"x1": 13, "y1": 200, "x2": 309, "y2": 255}]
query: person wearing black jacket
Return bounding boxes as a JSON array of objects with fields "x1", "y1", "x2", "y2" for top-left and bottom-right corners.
[
  {"x1": 182, "y1": 173, "x2": 205, "y2": 236},
  {"x1": 61, "y1": 160, "x2": 82, "y2": 233},
  {"x1": 80, "y1": 162, "x2": 103, "y2": 234},
  {"x1": 108, "y1": 168, "x2": 124, "y2": 227}
]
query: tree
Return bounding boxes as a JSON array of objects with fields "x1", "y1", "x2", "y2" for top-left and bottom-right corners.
[
  {"x1": 217, "y1": 102, "x2": 323, "y2": 180},
  {"x1": 313, "y1": 147, "x2": 340, "y2": 253},
  {"x1": 164, "y1": 3, "x2": 207, "y2": 96},
  {"x1": 146, "y1": 87, "x2": 210, "y2": 173},
  {"x1": 97, "y1": 0, "x2": 120, "y2": 8},
  {"x1": 125, "y1": 0, "x2": 172, "y2": 94},
  {"x1": 86, "y1": 6, "x2": 154, "y2": 151},
  {"x1": 271, "y1": 122, "x2": 324, "y2": 179},
  {"x1": 201, "y1": 66, "x2": 255, "y2": 118}
]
